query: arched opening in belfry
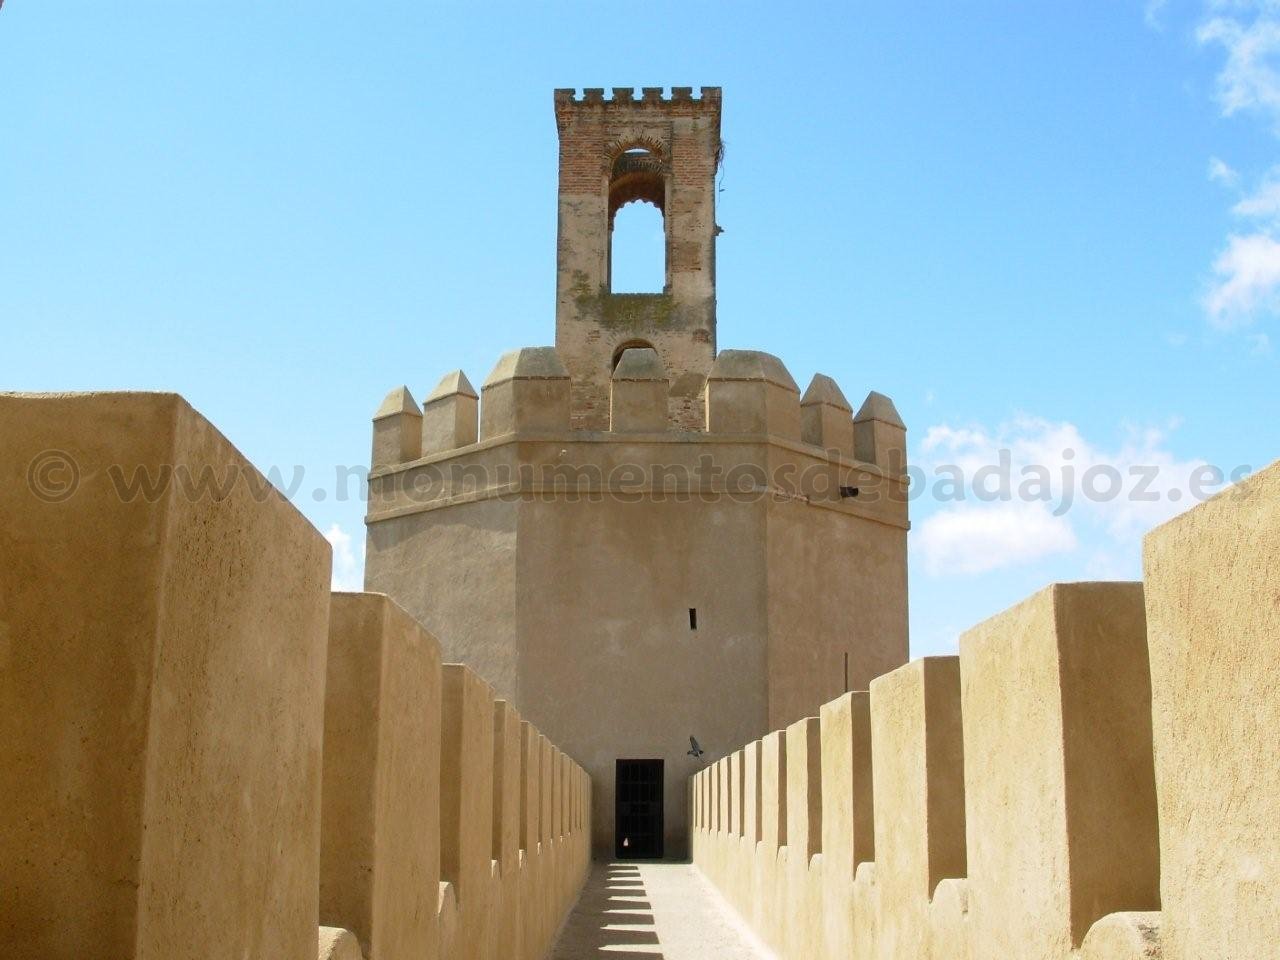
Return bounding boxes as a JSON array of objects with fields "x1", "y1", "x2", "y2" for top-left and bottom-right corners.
[
  {"x1": 612, "y1": 339, "x2": 655, "y2": 370},
  {"x1": 610, "y1": 203, "x2": 664, "y2": 292},
  {"x1": 608, "y1": 146, "x2": 667, "y2": 294}
]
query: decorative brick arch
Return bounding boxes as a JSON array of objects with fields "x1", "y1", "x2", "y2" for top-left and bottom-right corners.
[
  {"x1": 602, "y1": 135, "x2": 668, "y2": 166},
  {"x1": 606, "y1": 138, "x2": 668, "y2": 223}
]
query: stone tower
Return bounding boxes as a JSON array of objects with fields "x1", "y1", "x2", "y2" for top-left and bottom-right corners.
[
  {"x1": 364, "y1": 88, "x2": 910, "y2": 861},
  {"x1": 553, "y1": 87, "x2": 721, "y2": 430}
]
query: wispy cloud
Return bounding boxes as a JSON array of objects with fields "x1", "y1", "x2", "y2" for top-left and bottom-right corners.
[
  {"x1": 1204, "y1": 231, "x2": 1280, "y2": 324},
  {"x1": 912, "y1": 415, "x2": 1224, "y2": 577},
  {"x1": 1209, "y1": 155, "x2": 1240, "y2": 185},
  {"x1": 1198, "y1": 7, "x2": 1280, "y2": 126},
  {"x1": 1232, "y1": 164, "x2": 1280, "y2": 215},
  {"x1": 325, "y1": 522, "x2": 364, "y2": 591},
  {"x1": 917, "y1": 501, "x2": 1076, "y2": 575},
  {"x1": 1195, "y1": 2, "x2": 1280, "y2": 337}
]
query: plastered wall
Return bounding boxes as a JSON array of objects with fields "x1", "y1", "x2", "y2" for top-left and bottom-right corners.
[
  {"x1": 0, "y1": 393, "x2": 331, "y2": 960},
  {"x1": 0, "y1": 392, "x2": 591, "y2": 960},
  {"x1": 692, "y1": 458, "x2": 1279, "y2": 960},
  {"x1": 366, "y1": 346, "x2": 910, "y2": 858}
]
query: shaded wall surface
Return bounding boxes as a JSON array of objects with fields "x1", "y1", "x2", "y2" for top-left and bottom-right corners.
[
  {"x1": 0, "y1": 392, "x2": 591, "y2": 960},
  {"x1": 692, "y1": 458, "x2": 1279, "y2": 960}
]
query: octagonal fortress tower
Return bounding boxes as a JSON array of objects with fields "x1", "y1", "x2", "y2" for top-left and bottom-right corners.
[{"x1": 364, "y1": 87, "x2": 909, "y2": 861}]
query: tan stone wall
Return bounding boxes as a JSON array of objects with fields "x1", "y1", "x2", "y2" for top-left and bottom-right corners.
[
  {"x1": 321, "y1": 593, "x2": 442, "y2": 960},
  {"x1": 0, "y1": 393, "x2": 331, "y2": 960},
  {"x1": 1, "y1": 393, "x2": 592, "y2": 960},
  {"x1": 691, "y1": 459, "x2": 1279, "y2": 960},
  {"x1": 365, "y1": 499, "x2": 520, "y2": 697},
  {"x1": 766, "y1": 496, "x2": 908, "y2": 730},
  {"x1": 366, "y1": 349, "x2": 909, "y2": 859},
  {"x1": 515, "y1": 493, "x2": 769, "y2": 860},
  {"x1": 1142, "y1": 459, "x2": 1280, "y2": 959},
  {"x1": 320, "y1": 618, "x2": 592, "y2": 960}
]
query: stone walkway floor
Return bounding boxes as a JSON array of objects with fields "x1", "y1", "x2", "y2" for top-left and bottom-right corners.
[{"x1": 549, "y1": 861, "x2": 776, "y2": 959}]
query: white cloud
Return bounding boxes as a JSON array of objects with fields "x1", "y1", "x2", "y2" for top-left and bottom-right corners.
[
  {"x1": 1209, "y1": 155, "x2": 1240, "y2": 185},
  {"x1": 1232, "y1": 164, "x2": 1280, "y2": 214},
  {"x1": 1203, "y1": 231, "x2": 1280, "y2": 325},
  {"x1": 1251, "y1": 330, "x2": 1274, "y2": 351},
  {"x1": 325, "y1": 522, "x2": 364, "y2": 591},
  {"x1": 1194, "y1": 4, "x2": 1280, "y2": 336},
  {"x1": 916, "y1": 501, "x2": 1077, "y2": 575},
  {"x1": 1198, "y1": 10, "x2": 1280, "y2": 126},
  {"x1": 913, "y1": 415, "x2": 1224, "y2": 577}
]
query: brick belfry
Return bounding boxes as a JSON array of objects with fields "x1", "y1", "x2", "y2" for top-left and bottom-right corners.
[
  {"x1": 553, "y1": 87, "x2": 721, "y2": 430},
  {"x1": 364, "y1": 87, "x2": 910, "y2": 861}
]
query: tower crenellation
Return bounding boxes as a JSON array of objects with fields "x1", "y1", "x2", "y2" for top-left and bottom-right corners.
[
  {"x1": 371, "y1": 385, "x2": 422, "y2": 469},
  {"x1": 553, "y1": 86, "x2": 722, "y2": 110},
  {"x1": 421, "y1": 370, "x2": 478, "y2": 456},
  {"x1": 801, "y1": 374, "x2": 856, "y2": 459},
  {"x1": 367, "y1": 346, "x2": 909, "y2": 528}
]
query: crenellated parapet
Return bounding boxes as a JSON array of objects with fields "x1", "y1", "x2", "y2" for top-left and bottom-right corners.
[
  {"x1": 480, "y1": 346, "x2": 571, "y2": 438},
  {"x1": 367, "y1": 345, "x2": 909, "y2": 529},
  {"x1": 553, "y1": 85, "x2": 722, "y2": 117},
  {"x1": 801, "y1": 373, "x2": 855, "y2": 458},
  {"x1": 610, "y1": 346, "x2": 669, "y2": 432},
  {"x1": 422, "y1": 370, "x2": 478, "y2": 456},
  {"x1": 705, "y1": 349, "x2": 801, "y2": 438},
  {"x1": 371, "y1": 385, "x2": 421, "y2": 469},
  {"x1": 691, "y1": 456, "x2": 1280, "y2": 960},
  {"x1": 853, "y1": 390, "x2": 907, "y2": 476},
  {"x1": 695, "y1": 582, "x2": 1162, "y2": 960},
  {"x1": 0, "y1": 391, "x2": 593, "y2": 960}
]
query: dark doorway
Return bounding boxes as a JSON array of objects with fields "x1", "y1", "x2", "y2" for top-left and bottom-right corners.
[{"x1": 615, "y1": 759, "x2": 664, "y2": 859}]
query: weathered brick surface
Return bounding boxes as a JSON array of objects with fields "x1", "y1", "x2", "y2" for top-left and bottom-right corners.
[{"x1": 553, "y1": 88, "x2": 721, "y2": 430}]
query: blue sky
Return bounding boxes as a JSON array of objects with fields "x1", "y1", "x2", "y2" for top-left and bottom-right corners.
[{"x1": 2, "y1": 1, "x2": 1277, "y2": 656}]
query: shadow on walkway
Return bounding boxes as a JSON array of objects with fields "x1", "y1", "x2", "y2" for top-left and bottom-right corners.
[
  {"x1": 549, "y1": 862, "x2": 664, "y2": 958},
  {"x1": 549, "y1": 860, "x2": 776, "y2": 960}
]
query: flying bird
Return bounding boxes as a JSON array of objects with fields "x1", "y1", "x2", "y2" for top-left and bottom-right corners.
[{"x1": 687, "y1": 736, "x2": 705, "y2": 758}]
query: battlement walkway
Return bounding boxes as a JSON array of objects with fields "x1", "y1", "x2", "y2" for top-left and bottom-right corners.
[{"x1": 549, "y1": 861, "x2": 774, "y2": 959}]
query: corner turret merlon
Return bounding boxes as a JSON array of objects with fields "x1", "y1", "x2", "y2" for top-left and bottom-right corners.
[
  {"x1": 801, "y1": 374, "x2": 854, "y2": 458},
  {"x1": 422, "y1": 370, "x2": 479, "y2": 456},
  {"x1": 704, "y1": 350, "x2": 801, "y2": 439},
  {"x1": 372, "y1": 386, "x2": 422, "y2": 469},
  {"x1": 610, "y1": 347, "x2": 669, "y2": 433},
  {"x1": 853, "y1": 391, "x2": 907, "y2": 475},
  {"x1": 480, "y1": 347, "x2": 571, "y2": 439}
]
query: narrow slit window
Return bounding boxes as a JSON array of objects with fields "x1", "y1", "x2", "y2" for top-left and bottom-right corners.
[
  {"x1": 840, "y1": 486, "x2": 860, "y2": 499},
  {"x1": 689, "y1": 608, "x2": 698, "y2": 631}
]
